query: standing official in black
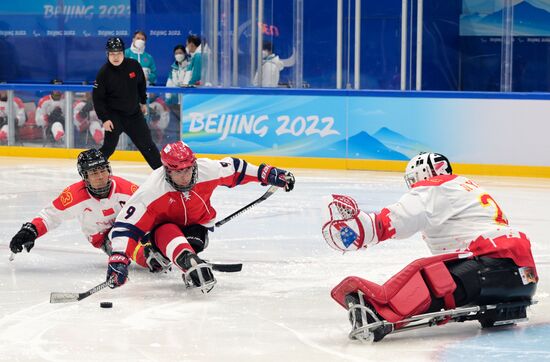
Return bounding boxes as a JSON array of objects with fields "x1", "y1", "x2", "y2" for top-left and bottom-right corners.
[{"x1": 93, "y1": 37, "x2": 162, "y2": 169}]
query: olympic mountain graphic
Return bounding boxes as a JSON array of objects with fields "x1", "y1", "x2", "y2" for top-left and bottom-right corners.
[
  {"x1": 185, "y1": 127, "x2": 426, "y2": 160},
  {"x1": 460, "y1": 1, "x2": 550, "y2": 36}
]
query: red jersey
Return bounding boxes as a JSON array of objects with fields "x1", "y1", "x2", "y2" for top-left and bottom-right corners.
[{"x1": 110, "y1": 157, "x2": 262, "y2": 256}]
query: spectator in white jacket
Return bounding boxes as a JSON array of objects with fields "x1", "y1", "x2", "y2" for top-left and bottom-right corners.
[
  {"x1": 253, "y1": 41, "x2": 284, "y2": 88},
  {"x1": 165, "y1": 44, "x2": 189, "y2": 104}
]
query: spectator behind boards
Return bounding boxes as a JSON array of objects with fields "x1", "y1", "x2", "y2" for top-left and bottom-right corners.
[{"x1": 125, "y1": 30, "x2": 157, "y2": 85}]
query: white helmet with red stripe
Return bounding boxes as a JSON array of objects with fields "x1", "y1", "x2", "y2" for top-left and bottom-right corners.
[
  {"x1": 404, "y1": 152, "x2": 452, "y2": 189},
  {"x1": 322, "y1": 194, "x2": 378, "y2": 252}
]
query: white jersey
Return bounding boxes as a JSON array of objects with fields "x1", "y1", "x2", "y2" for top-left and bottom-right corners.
[
  {"x1": 31, "y1": 176, "x2": 138, "y2": 248},
  {"x1": 35, "y1": 95, "x2": 64, "y2": 127}
]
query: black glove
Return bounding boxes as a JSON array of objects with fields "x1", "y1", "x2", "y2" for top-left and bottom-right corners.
[
  {"x1": 106, "y1": 253, "x2": 130, "y2": 288},
  {"x1": 78, "y1": 101, "x2": 94, "y2": 119},
  {"x1": 0, "y1": 115, "x2": 7, "y2": 127},
  {"x1": 49, "y1": 107, "x2": 64, "y2": 123},
  {"x1": 258, "y1": 164, "x2": 295, "y2": 192},
  {"x1": 10, "y1": 222, "x2": 38, "y2": 254}
]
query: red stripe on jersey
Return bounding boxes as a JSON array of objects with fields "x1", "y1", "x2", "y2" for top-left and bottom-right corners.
[
  {"x1": 102, "y1": 208, "x2": 115, "y2": 216},
  {"x1": 52, "y1": 181, "x2": 89, "y2": 210},
  {"x1": 412, "y1": 174, "x2": 458, "y2": 188},
  {"x1": 31, "y1": 218, "x2": 48, "y2": 237},
  {"x1": 89, "y1": 232, "x2": 106, "y2": 248},
  {"x1": 112, "y1": 176, "x2": 139, "y2": 195},
  {"x1": 374, "y1": 208, "x2": 396, "y2": 241}
]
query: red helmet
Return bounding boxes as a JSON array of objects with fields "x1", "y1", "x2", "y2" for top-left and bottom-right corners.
[{"x1": 161, "y1": 141, "x2": 196, "y2": 171}]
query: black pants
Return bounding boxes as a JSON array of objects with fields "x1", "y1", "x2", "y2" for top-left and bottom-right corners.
[
  {"x1": 428, "y1": 257, "x2": 537, "y2": 312},
  {"x1": 99, "y1": 111, "x2": 162, "y2": 169}
]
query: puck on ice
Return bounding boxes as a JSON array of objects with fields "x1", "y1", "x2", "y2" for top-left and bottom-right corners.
[{"x1": 100, "y1": 302, "x2": 113, "y2": 308}]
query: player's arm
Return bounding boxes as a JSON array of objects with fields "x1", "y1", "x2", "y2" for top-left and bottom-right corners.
[
  {"x1": 9, "y1": 189, "x2": 77, "y2": 254},
  {"x1": 322, "y1": 192, "x2": 431, "y2": 252},
  {"x1": 214, "y1": 157, "x2": 295, "y2": 192},
  {"x1": 106, "y1": 200, "x2": 155, "y2": 288}
]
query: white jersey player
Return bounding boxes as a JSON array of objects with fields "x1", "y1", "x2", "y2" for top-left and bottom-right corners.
[
  {"x1": 324, "y1": 152, "x2": 538, "y2": 341},
  {"x1": 0, "y1": 90, "x2": 26, "y2": 142},
  {"x1": 35, "y1": 90, "x2": 65, "y2": 142},
  {"x1": 9, "y1": 149, "x2": 148, "y2": 265},
  {"x1": 105, "y1": 141, "x2": 295, "y2": 292}
]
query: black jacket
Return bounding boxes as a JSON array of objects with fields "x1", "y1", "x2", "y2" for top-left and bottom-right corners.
[{"x1": 92, "y1": 58, "x2": 147, "y2": 121}]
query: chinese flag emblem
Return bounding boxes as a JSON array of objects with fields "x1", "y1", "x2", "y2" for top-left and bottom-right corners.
[
  {"x1": 129, "y1": 72, "x2": 136, "y2": 78},
  {"x1": 102, "y1": 208, "x2": 115, "y2": 216}
]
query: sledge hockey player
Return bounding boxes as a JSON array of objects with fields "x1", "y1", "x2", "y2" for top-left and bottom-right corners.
[
  {"x1": 106, "y1": 141, "x2": 295, "y2": 293},
  {"x1": 9, "y1": 149, "x2": 149, "y2": 264},
  {"x1": 323, "y1": 152, "x2": 538, "y2": 342},
  {"x1": 35, "y1": 80, "x2": 66, "y2": 143}
]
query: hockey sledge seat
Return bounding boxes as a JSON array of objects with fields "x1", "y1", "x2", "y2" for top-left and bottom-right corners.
[{"x1": 332, "y1": 253, "x2": 462, "y2": 323}]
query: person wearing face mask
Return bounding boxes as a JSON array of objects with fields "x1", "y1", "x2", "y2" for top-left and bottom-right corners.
[
  {"x1": 183, "y1": 35, "x2": 203, "y2": 86},
  {"x1": 253, "y1": 41, "x2": 284, "y2": 87},
  {"x1": 165, "y1": 44, "x2": 189, "y2": 103},
  {"x1": 124, "y1": 30, "x2": 157, "y2": 85},
  {"x1": 92, "y1": 37, "x2": 162, "y2": 170},
  {"x1": 35, "y1": 79, "x2": 65, "y2": 143},
  {"x1": 0, "y1": 89, "x2": 26, "y2": 142}
]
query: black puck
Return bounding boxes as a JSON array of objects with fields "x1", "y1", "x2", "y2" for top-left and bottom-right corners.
[{"x1": 100, "y1": 302, "x2": 113, "y2": 308}]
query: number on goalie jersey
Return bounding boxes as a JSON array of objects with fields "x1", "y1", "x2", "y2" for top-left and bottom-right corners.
[
  {"x1": 325, "y1": 152, "x2": 538, "y2": 341},
  {"x1": 107, "y1": 141, "x2": 295, "y2": 291}
]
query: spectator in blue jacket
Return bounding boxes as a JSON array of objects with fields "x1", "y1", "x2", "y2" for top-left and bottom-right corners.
[
  {"x1": 125, "y1": 30, "x2": 157, "y2": 85},
  {"x1": 184, "y1": 35, "x2": 203, "y2": 86}
]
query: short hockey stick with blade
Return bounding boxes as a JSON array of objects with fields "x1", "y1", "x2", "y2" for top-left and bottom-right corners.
[
  {"x1": 215, "y1": 186, "x2": 278, "y2": 227},
  {"x1": 50, "y1": 277, "x2": 113, "y2": 304}
]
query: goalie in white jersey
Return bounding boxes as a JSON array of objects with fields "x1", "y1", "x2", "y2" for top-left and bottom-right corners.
[{"x1": 324, "y1": 152, "x2": 538, "y2": 342}]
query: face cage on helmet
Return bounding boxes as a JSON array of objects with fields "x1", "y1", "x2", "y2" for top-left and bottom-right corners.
[
  {"x1": 82, "y1": 165, "x2": 112, "y2": 197},
  {"x1": 165, "y1": 162, "x2": 198, "y2": 193}
]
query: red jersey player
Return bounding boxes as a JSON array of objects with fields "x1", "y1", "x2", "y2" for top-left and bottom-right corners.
[
  {"x1": 324, "y1": 152, "x2": 538, "y2": 341},
  {"x1": 106, "y1": 141, "x2": 295, "y2": 293}
]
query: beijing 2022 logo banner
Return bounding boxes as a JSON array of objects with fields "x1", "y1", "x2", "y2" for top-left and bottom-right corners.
[{"x1": 180, "y1": 94, "x2": 347, "y2": 158}]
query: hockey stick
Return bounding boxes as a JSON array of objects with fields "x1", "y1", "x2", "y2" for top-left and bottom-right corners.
[
  {"x1": 215, "y1": 186, "x2": 279, "y2": 227},
  {"x1": 50, "y1": 277, "x2": 113, "y2": 304}
]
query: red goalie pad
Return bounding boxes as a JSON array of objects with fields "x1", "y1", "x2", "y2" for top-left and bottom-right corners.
[{"x1": 331, "y1": 253, "x2": 462, "y2": 323}]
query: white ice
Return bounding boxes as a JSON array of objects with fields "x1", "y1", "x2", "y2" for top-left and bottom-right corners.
[{"x1": 0, "y1": 157, "x2": 549, "y2": 361}]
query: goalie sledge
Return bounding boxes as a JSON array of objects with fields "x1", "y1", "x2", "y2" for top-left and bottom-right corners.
[{"x1": 323, "y1": 152, "x2": 538, "y2": 342}]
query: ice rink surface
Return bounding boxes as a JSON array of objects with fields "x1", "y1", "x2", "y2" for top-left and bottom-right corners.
[{"x1": 1, "y1": 157, "x2": 549, "y2": 362}]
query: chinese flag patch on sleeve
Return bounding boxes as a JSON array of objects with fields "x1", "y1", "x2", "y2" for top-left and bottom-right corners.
[
  {"x1": 129, "y1": 72, "x2": 136, "y2": 78},
  {"x1": 102, "y1": 208, "x2": 115, "y2": 216}
]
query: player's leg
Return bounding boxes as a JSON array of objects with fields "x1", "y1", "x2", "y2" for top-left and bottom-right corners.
[
  {"x1": 99, "y1": 117, "x2": 123, "y2": 159},
  {"x1": 124, "y1": 113, "x2": 162, "y2": 169},
  {"x1": 152, "y1": 223, "x2": 215, "y2": 292}
]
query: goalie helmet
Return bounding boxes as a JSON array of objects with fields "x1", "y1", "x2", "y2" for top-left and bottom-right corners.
[
  {"x1": 106, "y1": 37, "x2": 125, "y2": 52},
  {"x1": 404, "y1": 152, "x2": 452, "y2": 189},
  {"x1": 160, "y1": 141, "x2": 198, "y2": 192},
  {"x1": 77, "y1": 149, "x2": 112, "y2": 197}
]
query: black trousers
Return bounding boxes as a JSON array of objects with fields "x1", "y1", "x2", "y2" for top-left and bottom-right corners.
[{"x1": 99, "y1": 111, "x2": 162, "y2": 169}]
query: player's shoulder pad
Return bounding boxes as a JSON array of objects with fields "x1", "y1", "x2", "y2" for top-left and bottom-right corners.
[
  {"x1": 52, "y1": 181, "x2": 89, "y2": 210},
  {"x1": 412, "y1": 174, "x2": 458, "y2": 188},
  {"x1": 111, "y1": 176, "x2": 139, "y2": 195}
]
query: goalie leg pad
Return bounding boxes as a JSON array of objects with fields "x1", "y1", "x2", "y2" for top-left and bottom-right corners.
[{"x1": 332, "y1": 253, "x2": 462, "y2": 323}]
